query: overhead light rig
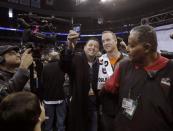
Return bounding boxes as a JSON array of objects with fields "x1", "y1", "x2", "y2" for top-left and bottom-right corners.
[
  {"x1": 141, "y1": 10, "x2": 173, "y2": 25},
  {"x1": 17, "y1": 13, "x2": 71, "y2": 23}
]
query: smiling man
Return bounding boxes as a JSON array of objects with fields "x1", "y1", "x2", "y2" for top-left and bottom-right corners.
[
  {"x1": 105, "y1": 25, "x2": 173, "y2": 131},
  {"x1": 60, "y1": 31, "x2": 100, "y2": 131},
  {"x1": 98, "y1": 31, "x2": 126, "y2": 131}
]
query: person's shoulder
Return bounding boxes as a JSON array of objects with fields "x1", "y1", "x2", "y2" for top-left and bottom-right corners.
[
  {"x1": 168, "y1": 59, "x2": 173, "y2": 65},
  {"x1": 44, "y1": 61, "x2": 58, "y2": 68},
  {"x1": 74, "y1": 51, "x2": 84, "y2": 56},
  {"x1": 98, "y1": 53, "x2": 107, "y2": 64},
  {"x1": 119, "y1": 57, "x2": 132, "y2": 68},
  {"x1": 73, "y1": 51, "x2": 86, "y2": 60},
  {"x1": 0, "y1": 70, "x2": 10, "y2": 81}
]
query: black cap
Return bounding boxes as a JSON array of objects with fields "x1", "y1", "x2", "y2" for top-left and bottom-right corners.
[{"x1": 0, "y1": 45, "x2": 19, "y2": 56}]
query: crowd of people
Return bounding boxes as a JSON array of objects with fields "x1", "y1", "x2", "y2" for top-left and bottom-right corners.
[{"x1": 0, "y1": 25, "x2": 173, "y2": 131}]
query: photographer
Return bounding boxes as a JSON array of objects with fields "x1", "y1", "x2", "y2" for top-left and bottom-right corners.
[{"x1": 0, "y1": 45, "x2": 33, "y2": 101}]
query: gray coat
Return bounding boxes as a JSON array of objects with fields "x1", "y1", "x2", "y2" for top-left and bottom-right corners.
[{"x1": 0, "y1": 68, "x2": 29, "y2": 101}]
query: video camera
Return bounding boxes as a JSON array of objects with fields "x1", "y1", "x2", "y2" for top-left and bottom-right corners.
[
  {"x1": 22, "y1": 28, "x2": 57, "y2": 59},
  {"x1": 17, "y1": 17, "x2": 57, "y2": 57},
  {"x1": 160, "y1": 50, "x2": 173, "y2": 59}
]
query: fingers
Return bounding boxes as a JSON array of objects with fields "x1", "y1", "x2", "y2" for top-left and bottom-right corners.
[
  {"x1": 19, "y1": 49, "x2": 33, "y2": 69},
  {"x1": 23, "y1": 48, "x2": 32, "y2": 55},
  {"x1": 67, "y1": 30, "x2": 79, "y2": 40},
  {"x1": 120, "y1": 41, "x2": 127, "y2": 50}
]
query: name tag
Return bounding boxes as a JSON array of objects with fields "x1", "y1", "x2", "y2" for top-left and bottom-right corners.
[{"x1": 122, "y1": 98, "x2": 138, "y2": 120}]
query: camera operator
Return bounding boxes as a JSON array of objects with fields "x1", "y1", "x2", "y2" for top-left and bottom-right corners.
[{"x1": 0, "y1": 45, "x2": 33, "y2": 101}]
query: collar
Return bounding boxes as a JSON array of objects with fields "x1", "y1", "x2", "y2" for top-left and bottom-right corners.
[{"x1": 144, "y1": 54, "x2": 169, "y2": 71}]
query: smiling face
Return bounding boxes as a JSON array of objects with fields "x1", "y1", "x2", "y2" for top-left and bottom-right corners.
[
  {"x1": 84, "y1": 39, "x2": 100, "y2": 58},
  {"x1": 102, "y1": 32, "x2": 117, "y2": 53}
]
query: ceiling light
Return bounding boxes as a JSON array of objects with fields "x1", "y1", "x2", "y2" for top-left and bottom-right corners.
[
  {"x1": 8, "y1": 8, "x2": 13, "y2": 18},
  {"x1": 80, "y1": 0, "x2": 87, "y2": 2},
  {"x1": 74, "y1": 0, "x2": 87, "y2": 6},
  {"x1": 100, "y1": 0, "x2": 112, "y2": 3},
  {"x1": 98, "y1": 17, "x2": 104, "y2": 24}
]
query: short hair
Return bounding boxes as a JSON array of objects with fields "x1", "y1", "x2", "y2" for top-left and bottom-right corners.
[
  {"x1": 0, "y1": 92, "x2": 41, "y2": 131},
  {"x1": 102, "y1": 31, "x2": 117, "y2": 41},
  {"x1": 130, "y1": 25, "x2": 158, "y2": 52}
]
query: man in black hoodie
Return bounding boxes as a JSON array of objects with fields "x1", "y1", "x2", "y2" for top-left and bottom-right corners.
[{"x1": 41, "y1": 50, "x2": 67, "y2": 131}]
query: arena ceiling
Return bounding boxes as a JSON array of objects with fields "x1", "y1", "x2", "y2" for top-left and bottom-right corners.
[{"x1": 0, "y1": 0, "x2": 173, "y2": 33}]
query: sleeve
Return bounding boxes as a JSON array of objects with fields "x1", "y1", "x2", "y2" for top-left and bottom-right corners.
[
  {"x1": 7, "y1": 68, "x2": 30, "y2": 92},
  {"x1": 0, "y1": 69, "x2": 29, "y2": 101},
  {"x1": 105, "y1": 64, "x2": 120, "y2": 93},
  {"x1": 59, "y1": 48, "x2": 73, "y2": 74},
  {"x1": 170, "y1": 78, "x2": 173, "y2": 111}
]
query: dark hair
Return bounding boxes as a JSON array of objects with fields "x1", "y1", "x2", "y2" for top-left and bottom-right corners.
[
  {"x1": 84, "y1": 37, "x2": 100, "y2": 48},
  {"x1": 131, "y1": 25, "x2": 158, "y2": 52},
  {"x1": 85, "y1": 37, "x2": 100, "y2": 44},
  {"x1": 0, "y1": 92, "x2": 41, "y2": 131}
]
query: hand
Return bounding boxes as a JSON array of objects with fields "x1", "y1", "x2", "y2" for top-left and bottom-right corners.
[
  {"x1": 67, "y1": 30, "x2": 79, "y2": 49},
  {"x1": 39, "y1": 103, "x2": 47, "y2": 123},
  {"x1": 19, "y1": 48, "x2": 33, "y2": 69},
  {"x1": 120, "y1": 41, "x2": 127, "y2": 50}
]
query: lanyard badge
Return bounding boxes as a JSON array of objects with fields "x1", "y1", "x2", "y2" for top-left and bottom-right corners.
[{"x1": 122, "y1": 98, "x2": 138, "y2": 120}]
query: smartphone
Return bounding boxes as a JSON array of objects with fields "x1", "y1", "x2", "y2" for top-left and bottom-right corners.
[{"x1": 72, "y1": 24, "x2": 81, "y2": 34}]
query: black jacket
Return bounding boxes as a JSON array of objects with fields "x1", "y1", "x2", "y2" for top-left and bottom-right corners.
[
  {"x1": 41, "y1": 60, "x2": 65, "y2": 101},
  {"x1": 0, "y1": 68, "x2": 29, "y2": 102},
  {"x1": 60, "y1": 49, "x2": 99, "y2": 131},
  {"x1": 114, "y1": 59, "x2": 173, "y2": 131}
]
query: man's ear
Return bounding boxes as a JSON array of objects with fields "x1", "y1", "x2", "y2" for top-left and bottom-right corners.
[{"x1": 143, "y1": 43, "x2": 152, "y2": 53}]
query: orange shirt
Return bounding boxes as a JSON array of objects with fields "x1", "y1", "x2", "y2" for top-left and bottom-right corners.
[{"x1": 109, "y1": 56, "x2": 120, "y2": 69}]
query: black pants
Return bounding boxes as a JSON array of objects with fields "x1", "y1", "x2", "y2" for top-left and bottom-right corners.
[{"x1": 101, "y1": 113, "x2": 115, "y2": 131}]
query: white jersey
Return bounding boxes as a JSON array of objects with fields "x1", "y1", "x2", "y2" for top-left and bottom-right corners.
[{"x1": 97, "y1": 54, "x2": 114, "y2": 90}]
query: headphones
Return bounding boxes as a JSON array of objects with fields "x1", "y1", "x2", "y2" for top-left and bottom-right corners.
[{"x1": 0, "y1": 56, "x2": 5, "y2": 64}]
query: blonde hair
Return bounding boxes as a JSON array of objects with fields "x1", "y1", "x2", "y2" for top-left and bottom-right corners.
[{"x1": 102, "y1": 31, "x2": 117, "y2": 41}]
